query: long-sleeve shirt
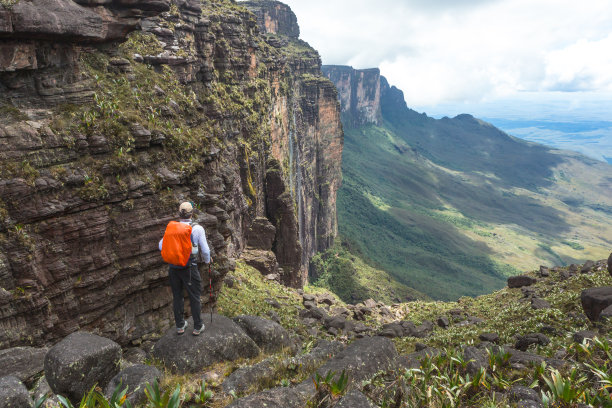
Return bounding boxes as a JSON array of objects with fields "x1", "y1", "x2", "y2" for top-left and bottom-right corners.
[{"x1": 159, "y1": 219, "x2": 211, "y2": 264}]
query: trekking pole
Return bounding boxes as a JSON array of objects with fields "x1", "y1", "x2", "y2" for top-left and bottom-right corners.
[{"x1": 208, "y1": 263, "x2": 213, "y2": 324}]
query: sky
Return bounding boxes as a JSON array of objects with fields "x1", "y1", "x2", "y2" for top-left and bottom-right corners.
[
  {"x1": 278, "y1": 0, "x2": 612, "y2": 107},
  {"x1": 273, "y1": 0, "x2": 612, "y2": 160}
]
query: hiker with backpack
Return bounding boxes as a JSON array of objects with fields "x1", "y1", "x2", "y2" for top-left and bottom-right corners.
[{"x1": 159, "y1": 202, "x2": 211, "y2": 336}]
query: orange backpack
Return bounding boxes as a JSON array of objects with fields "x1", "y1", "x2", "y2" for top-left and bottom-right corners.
[{"x1": 161, "y1": 221, "x2": 193, "y2": 267}]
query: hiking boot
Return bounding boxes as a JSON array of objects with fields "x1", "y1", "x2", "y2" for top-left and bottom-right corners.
[
  {"x1": 192, "y1": 324, "x2": 205, "y2": 336},
  {"x1": 177, "y1": 321, "x2": 188, "y2": 335}
]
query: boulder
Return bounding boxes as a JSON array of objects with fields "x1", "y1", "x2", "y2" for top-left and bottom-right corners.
[
  {"x1": 336, "y1": 390, "x2": 377, "y2": 408},
  {"x1": 314, "y1": 336, "x2": 398, "y2": 384},
  {"x1": 323, "y1": 315, "x2": 349, "y2": 331},
  {"x1": 0, "y1": 346, "x2": 47, "y2": 384},
  {"x1": 303, "y1": 300, "x2": 316, "y2": 310},
  {"x1": 227, "y1": 383, "x2": 312, "y2": 408},
  {"x1": 232, "y1": 315, "x2": 292, "y2": 353},
  {"x1": 415, "y1": 320, "x2": 435, "y2": 337},
  {"x1": 568, "y1": 264, "x2": 579, "y2": 273},
  {"x1": 241, "y1": 249, "x2": 278, "y2": 276},
  {"x1": 299, "y1": 307, "x2": 328, "y2": 321},
  {"x1": 508, "y1": 275, "x2": 537, "y2": 288},
  {"x1": 479, "y1": 332, "x2": 500, "y2": 344},
  {"x1": 507, "y1": 348, "x2": 565, "y2": 369},
  {"x1": 507, "y1": 385, "x2": 542, "y2": 404},
  {"x1": 222, "y1": 358, "x2": 276, "y2": 395},
  {"x1": 581, "y1": 287, "x2": 612, "y2": 321},
  {"x1": 379, "y1": 322, "x2": 404, "y2": 338},
  {"x1": 573, "y1": 330, "x2": 597, "y2": 344},
  {"x1": 44, "y1": 332, "x2": 121, "y2": 404},
  {"x1": 437, "y1": 316, "x2": 450, "y2": 328},
  {"x1": 517, "y1": 401, "x2": 543, "y2": 408},
  {"x1": 105, "y1": 364, "x2": 162, "y2": 406},
  {"x1": 581, "y1": 260, "x2": 595, "y2": 273},
  {"x1": 317, "y1": 293, "x2": 335, "y2": 306},
  {"x1": 515, "y1": 333, "x2": 550, "y2": 351},
  {"x1": 601, "y1": 304, "x2": 612, "y2": 320},
  {"x1": 152, "y1": 314, "x2": 260, "y2": 374},
  {"x1": 224, "y1": 340, "x2": 344, "y2": 396},
  {"x1": 531, "y1": 297, "x2": 551, "y2": 310},
  {"x1": 363, "y1": 299, "x2": 377, "y2": 308},
  {"x1": 414, "y1": 342, "x2": 428, "y2": 351},
  {"x1": 464, "y1": 346, "x2": 487, "y2": 375},
  {"x1": 0, "y1": 376, "x2": 33, "y2": 408},
  {"x1": 397, "y1": 348, "x2": 441, "y2": 370},
  {"x1": 539, "y1": 266, "x2": 550, "y2": 277},
  {"x1": 608, "y1": 253, "x2": 611, "y2": 277}
]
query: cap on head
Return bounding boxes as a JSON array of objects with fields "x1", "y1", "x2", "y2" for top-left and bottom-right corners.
[{"x1": 179, "y1": 201, "x2": 193, "y2": 218}]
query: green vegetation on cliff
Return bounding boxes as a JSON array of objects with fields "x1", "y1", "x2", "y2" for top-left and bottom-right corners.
[
  {"x1": 333, "y1": 80, "x2": 612, "y2": 301},
  {"x1": 310, "y1": 241, "x2": 429, "y2": 303}
]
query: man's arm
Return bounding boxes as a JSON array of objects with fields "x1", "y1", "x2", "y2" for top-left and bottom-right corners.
[{"x1": 193, "y1": 226, "x2": 211, "y2": 263}]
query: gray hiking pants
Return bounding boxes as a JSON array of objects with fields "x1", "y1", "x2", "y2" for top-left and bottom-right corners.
[{"x1": 169, "y1": 263, "x2": 202, "y2": 330}]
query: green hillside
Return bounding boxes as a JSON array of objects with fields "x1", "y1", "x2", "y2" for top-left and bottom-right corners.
[
  {"x1": 309, "y1": 241, "x2": 430, "y2": 304},
  {"x1": 335, "y1": 80, "x2": 612, "y2": 301}
]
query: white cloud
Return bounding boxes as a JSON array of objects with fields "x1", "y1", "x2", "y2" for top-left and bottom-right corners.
[{"x1": 275, "y1": 0, "x2": 612, "y2": 107}]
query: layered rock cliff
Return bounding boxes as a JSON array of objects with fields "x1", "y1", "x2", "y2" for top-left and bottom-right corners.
[
  {"x1": 0, "y1": 0, "x2": 342, "y2": 348},
  {"x1": 322, "y1": 65, "x2": 381, "y2": 127}
]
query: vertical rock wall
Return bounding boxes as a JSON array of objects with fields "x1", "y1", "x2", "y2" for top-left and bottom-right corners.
[
  {"x1": 0, "y1": 0, "x2": 342, "y2": 348},
  {"x1": 321, "y1": 65, "x2": 382, "y2": 127}
]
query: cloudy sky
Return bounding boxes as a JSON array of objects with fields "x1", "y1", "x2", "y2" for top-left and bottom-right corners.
[{"x1": 278, "y1": 0, "x2": 612, "y2": 119}]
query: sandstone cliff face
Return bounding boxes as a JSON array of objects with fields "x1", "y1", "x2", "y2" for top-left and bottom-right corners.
[
  {"x1": 242, "y1": 0, "x2": 299, "y2": 38},
  {"x1": 0, "y1": 0, "x2": 342, "y2": 348},
  {"x1": 322, "y1": 65, "x2": 381, "y2": 127}
]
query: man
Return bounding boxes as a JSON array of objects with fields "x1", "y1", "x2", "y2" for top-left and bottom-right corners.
[{"x1": 159, "y1": 202, "x2": 211, "y2": 335}]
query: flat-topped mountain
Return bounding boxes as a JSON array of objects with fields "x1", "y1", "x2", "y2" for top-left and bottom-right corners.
[{"x1": 323, "y1": 65, "x2": 612, "y2": 300}]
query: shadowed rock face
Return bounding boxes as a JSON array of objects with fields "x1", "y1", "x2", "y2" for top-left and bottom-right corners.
[{"x1": 0, "y1": 0, "x2": 342, "y2": 348}]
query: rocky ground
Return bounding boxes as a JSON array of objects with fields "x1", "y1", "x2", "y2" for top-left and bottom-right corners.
[{"x1": 0, "y1": 255, "x2": 611, "y2": 407}]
